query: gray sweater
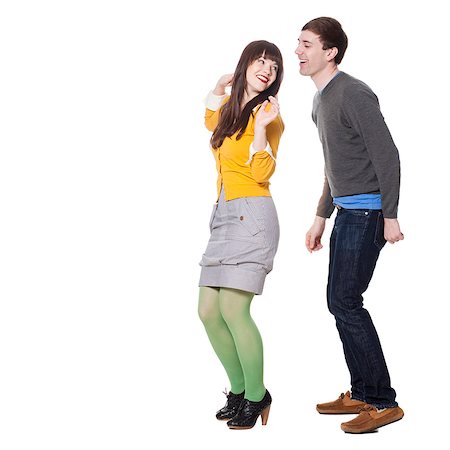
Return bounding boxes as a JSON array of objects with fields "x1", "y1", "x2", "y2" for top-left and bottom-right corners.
[{"x1": 312, "y1": 72, "x2": 400, "y2": 219}]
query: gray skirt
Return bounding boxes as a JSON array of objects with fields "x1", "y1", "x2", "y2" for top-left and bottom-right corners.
[{"x1": 199, "y1": 188, "x2": 279, "y2": 295}]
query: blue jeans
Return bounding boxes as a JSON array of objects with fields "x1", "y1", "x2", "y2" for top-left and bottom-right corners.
[{"x1": 327, "y1": 208, "x2": 398, "y2": 409}]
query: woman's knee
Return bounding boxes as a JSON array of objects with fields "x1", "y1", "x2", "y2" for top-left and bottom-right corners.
[
  {"x1": 198, "y1": 301, "x2": 219, "y2": 325},
  {"x1": 198, "y1": 286, "x2": 220, "y2": 325}
]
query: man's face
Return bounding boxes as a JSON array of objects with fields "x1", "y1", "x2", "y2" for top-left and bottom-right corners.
[{"x1": 295, "y1": 30, "x2": 331, "y2": 78}]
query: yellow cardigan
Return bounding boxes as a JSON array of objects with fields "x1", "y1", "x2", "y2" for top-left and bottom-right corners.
[{"x1": 205, "y1": 98, "x2": 284, "y2": 201}]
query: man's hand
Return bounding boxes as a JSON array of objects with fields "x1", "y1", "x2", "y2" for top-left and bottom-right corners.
[
  {"x1": 305, "y1": 216, "x2": 326, "y2": 253},
  {"x1": 384, "y1": 218, "x2": 404, "y2": 244}
]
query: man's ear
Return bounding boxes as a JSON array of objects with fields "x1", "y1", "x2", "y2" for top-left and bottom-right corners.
[{"x1": 326, "y1": 47, "x2": 338, "y2": 62}]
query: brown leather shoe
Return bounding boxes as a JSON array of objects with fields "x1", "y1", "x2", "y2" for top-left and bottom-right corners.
[
  {"x1": 341, "y1": 405, "x2": 404, "y2": 433},
  {"x1": 316, "y1": 391, "x2": 366, "y2": 414}
]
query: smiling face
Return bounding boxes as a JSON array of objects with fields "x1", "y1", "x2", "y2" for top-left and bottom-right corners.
[
  {"x1": 295, "y1": 29, "x2": 336, "y2": 80},
  {"x1": 245, "y1": 53, "x2": 279, "y2": 100}
]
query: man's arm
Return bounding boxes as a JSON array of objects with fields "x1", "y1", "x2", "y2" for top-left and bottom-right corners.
[
  {"x1": 345, "y1": 86, "x2": 404, "y2": 244},
  {"x1": 344, "y1": 87, "x2": 400, "y2": 219},
  {"x1": 305, "y1": 216, "x2": 326, "y2": 253}
]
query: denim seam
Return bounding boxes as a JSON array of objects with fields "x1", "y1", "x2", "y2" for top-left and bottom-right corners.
[
  {"x1": 351, "y1": 215, "x2": 376, "y2": 400},
  {"x1": 331, "y1": 215, "x2": 366, "y2": 398}
]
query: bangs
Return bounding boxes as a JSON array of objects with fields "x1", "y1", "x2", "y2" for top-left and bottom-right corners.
[
  {"x1": 248, "y1": 41, "x2": 283, "y2": 66},
  {"x1": 261, "y1": 47, "x2": 283, "y2": 66}
]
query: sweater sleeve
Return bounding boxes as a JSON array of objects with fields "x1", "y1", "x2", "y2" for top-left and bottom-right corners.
[
  {"x1": 204, "y1": 91, "x2": 228, "y2": 132},
  {"x1": 344, "y1": 87, "x2": 401, "y2": 218},
  {"x1": 316, "y1": 173, "x2": 335, "y2": 218},
  {"x1": 249, "y1": 114, "x2": 284, "y2": 183}
]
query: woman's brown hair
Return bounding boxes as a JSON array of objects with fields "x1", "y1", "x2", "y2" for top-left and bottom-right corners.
[{"x1": 210, "y1": 40, "x2": 283, "y2": 149}]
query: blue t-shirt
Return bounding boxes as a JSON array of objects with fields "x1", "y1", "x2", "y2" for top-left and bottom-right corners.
[{"x1": 333, "y1": 193, "x2": 382, "y2": 210}]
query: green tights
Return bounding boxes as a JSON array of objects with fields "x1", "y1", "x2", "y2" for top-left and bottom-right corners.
[{"x1": 198, "y1": 286, "x2": 265, "y2": 402}]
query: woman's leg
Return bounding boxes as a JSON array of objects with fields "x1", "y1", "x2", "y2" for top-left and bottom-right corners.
[
  {"x1": 198, "y1": 286, "x2": 245, "y2": 394},
  {"x1": 219, "y1": 287, "x2": 265, "y2": 402}
]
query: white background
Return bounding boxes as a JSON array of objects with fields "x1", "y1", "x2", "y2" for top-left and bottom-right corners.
[{"x1": 1, "y1": 1, "x2": 448, "y2": 449}]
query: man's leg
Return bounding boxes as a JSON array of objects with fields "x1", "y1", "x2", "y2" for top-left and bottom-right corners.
[{"x1": 327, "y1": 209, "x2": 397, "y2": 408}]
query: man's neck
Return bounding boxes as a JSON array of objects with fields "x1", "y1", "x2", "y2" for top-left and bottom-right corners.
[{"x1": 312, "y1": 65, "x2": 339, "y2": 91}]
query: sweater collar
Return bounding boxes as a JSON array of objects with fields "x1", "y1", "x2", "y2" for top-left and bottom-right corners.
[{"x1": 319, "y1": 70, "x2": 343, "y2": 94}]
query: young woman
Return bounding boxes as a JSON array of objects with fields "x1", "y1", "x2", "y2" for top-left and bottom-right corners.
[{"x1": 198, "y1": 40, "x2": 284, "y2": 430}]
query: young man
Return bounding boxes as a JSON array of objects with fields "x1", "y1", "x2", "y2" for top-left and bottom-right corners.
[{"x1": 296, "y1": 17, "x2": 404, "y2": 434}]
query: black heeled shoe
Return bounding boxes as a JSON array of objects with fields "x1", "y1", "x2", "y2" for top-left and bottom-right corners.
[
  {"x1": 227, "y1": 390, "x2": 272, "y2": 429},
  {"x1": 216, "y1": 390, "x2": 245, "y2": 421}
]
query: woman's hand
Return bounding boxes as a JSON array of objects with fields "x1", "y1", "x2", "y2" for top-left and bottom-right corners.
[
  {"x1": 252, "y1": 96, "x2": 280, "y2": 153},
  {"x1": 213, "y1": 74, "x2": 234, "y2": 95},
  {"x1": 254, "y1": 96, "x2": 279, "y2": 129}
]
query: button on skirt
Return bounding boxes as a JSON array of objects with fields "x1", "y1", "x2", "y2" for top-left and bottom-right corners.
[{"x1": 199, "y1": 189, "x2": 279, "y2": 295}]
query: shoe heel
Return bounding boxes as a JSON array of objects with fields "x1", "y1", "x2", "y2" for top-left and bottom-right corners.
[{"x1": 261, "y1": 405, "x2": 270, "y2": 426}]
